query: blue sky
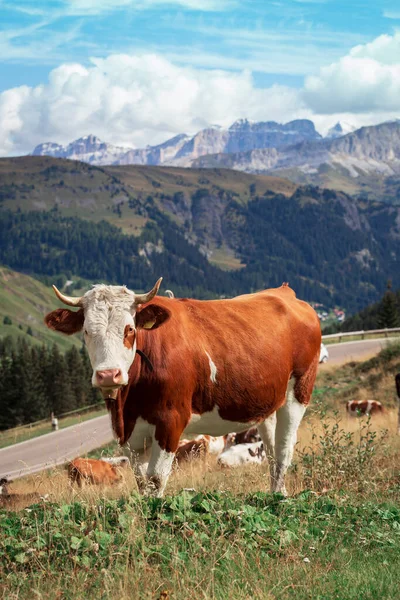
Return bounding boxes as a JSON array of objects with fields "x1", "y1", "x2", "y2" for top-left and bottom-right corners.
[{"x1": 1, "y1": 0, "x2": 400, "y2": 154}]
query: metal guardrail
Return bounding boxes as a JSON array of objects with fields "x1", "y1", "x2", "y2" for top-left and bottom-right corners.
[
  {"x1": 322, "y1": 327, "x2": 400, "y2": 342},
  {"x1": 0, "y1": 402, "x2": 104, "y2": 439}
]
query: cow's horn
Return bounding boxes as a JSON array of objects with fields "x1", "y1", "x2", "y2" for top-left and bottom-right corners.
[
  {"x1": 134, "y1": 278, "x2": 162, "y2": 305},
  {"x1": 52, "y1": 285, "x2": 83, "y2": 307}
]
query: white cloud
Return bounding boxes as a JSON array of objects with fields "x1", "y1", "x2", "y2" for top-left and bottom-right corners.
[
  {"x1": 0, "y1": 53, "x2": 305, "y2": 156},
  {"x1": 303, "y1": 32, "x2": 400, "y2": 114},
  {"x1": 64, "y1": 0, "x2": 235, "y2": 15},
  {"x1": 383, "y1": 10, "x2": 400, "y2": 19}
]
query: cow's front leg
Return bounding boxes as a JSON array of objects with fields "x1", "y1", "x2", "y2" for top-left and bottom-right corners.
[
  {"x1": 143, "y1": 421, "x2": 183, "y2": 497},
  {"x1": 143, "y1": 440, "x2": 176, "y2": 497}
]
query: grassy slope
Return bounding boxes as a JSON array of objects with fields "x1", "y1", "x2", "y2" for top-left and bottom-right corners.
[
  {"x1": 0, "y1": 266, "x2": 81, "y2": 350},
  {"x1": 2, "y1": 344, "x2": 400, "y2": 599},
  {"x1": 0, "y1": 157, "x2": 296, "y2": 211}
]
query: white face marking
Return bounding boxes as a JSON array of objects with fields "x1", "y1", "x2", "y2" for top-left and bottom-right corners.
[
  {"x1": 184, "y1": 406, "x2": 258, "y2": 437},
  {"x1": 205, "y1": 351, "x2": 217, "y2": 384},
  {"x1": 81, "y1": 285, "x2": 138, "y2": 386}
]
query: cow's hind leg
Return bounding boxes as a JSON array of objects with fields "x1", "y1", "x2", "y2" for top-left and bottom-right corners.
[
  {"x1": 274, "y1": 359, "x2": 318, "y2": 495},
  {"x1": 257, "y1": 412, "x2": 277, "y2": 490}
]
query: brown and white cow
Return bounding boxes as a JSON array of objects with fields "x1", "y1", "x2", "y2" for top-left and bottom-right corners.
[
  {"x1": 67, "y1": 458, "x2": 123, "y2": 487},
  {"x1": 175, "y1": 435, "x2": 229, "y2": 463},
  {"x1": 346, "y1": 400, "x2": 383, "y2": 417},
  {"x1": 233, "y1": 427, "x2": 261, "y2": 445},
  {"x1": 45, "y1": 279, "x2": 321, "y2": 497}
]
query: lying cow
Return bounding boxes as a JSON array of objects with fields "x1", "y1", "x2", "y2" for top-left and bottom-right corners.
[
  {"x1": 0, "y1": 477, "x2": 10, "y2": 495},
  {"x1": 0, "y1": 477, "x2": 44, "y2": 507},
  {"x1": 218, "y1": 442, "x2": 265, "y2": 468},
  {"x1": 175, "y1": 435, "x2": 229, "y2": 463},
  {"x1": 67, "y1": 458, "x2": 123, "y2": 487},
  {"x1": 346, "y1": 400, "x2": 383, "y2": 417},
  {"x1": 100, "y1": 456, "x2": 130, "y2": 468},
  {"x1": 233, "y1": 427, "x2": 261, "y2": 445},
  {"x1": 45, "y1": 278, "x2": 321, "y2": 497}
]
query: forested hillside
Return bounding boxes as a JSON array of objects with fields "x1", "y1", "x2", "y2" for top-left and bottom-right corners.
[
  {"x1": 324, "y1": 285, "x2": 400, "y2": 333},
  {"x1": 0, "y1": 337, "x2": 100, "y2": 430},
  {"x1": 1, "y1": 157, "x2": 400, "y2": 312}
]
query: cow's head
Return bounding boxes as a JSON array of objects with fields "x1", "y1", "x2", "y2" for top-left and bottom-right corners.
[{"x1": 44, "y1": 278, "x2": 170, "y2": 398}]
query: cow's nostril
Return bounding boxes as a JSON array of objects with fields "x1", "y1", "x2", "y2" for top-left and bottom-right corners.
[{"x1": 113, "y1": 369, "x2": 122, "y2": 382}]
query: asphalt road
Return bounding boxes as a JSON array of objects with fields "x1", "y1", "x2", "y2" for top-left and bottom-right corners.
[
  {"x1": 0, "y1": 337, "x2": 394, "y2": 480},
  {"x1": 0, "y1": 414, "x2": 114, "y2": 480},
  {"x1": 323, "y1": 337, "x2": 392, "y2": 366}
]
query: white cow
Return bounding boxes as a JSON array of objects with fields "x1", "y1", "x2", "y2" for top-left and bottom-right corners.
[{"x1": 217, "y1": 442, "x2": 265, "y2": 468}]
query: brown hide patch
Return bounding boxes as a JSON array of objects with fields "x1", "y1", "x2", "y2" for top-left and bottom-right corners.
[
  {"x1": 136, "y1": 304, "x2": 170, "y2": 330},
  {"x1": 123, "y1": 324, "x2": 135, "y2": 349},
  {"x1": 44, "y1": 308, "x2": 84, "y2": 335}
]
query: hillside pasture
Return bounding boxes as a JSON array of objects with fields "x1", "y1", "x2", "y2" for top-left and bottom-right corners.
[
  {"x1": 2, "y1": 346, "x2": 400, "y2": 599},
  {"x1": 2, "y1": 408, "x2": 400, "y2": 600}
]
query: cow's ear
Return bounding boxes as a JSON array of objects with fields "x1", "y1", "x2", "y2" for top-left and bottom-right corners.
[
  {"x1": 44, "y1": 308, "x2": 84, "y2": 335},
  {"x1": 136, "y1": 304, "x2": 170, "y2": 331}
]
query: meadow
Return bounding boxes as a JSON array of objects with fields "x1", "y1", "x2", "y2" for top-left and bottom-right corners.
[{"x1": 1, "y1": 344, "x2": 400, "y2": 600}]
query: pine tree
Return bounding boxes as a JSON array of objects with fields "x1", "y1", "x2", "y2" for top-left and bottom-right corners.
[{"x1": 377, "y1": 281, "x2": 400, "y2": 329}]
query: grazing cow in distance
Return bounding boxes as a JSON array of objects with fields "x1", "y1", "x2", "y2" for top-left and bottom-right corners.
[
  {"x1": 346, "y1": 400, "x2": 383, "y2": 417},
  {"x1": 233, "y1": 427, "x2": 261, "y2": 445},
  {"x1": 67, "y1": 458, "x2": 123, "y2": 487},
  {"x1": 45, "y1": 279, "x2": 321, "y2": 497},
  {"x1": 218, "y1": 442, "x2": 265, "y2": 468}
]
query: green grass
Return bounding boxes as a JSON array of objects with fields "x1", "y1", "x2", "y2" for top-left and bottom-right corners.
[
  {"x1": 0, "y1": 406, "x2": 107, "y2": 449},
  {"x1": 0, "y1": 266, "x2": 82, "y2": 350},
  {"x1": 2, "y1": 490, "x2": 400, "y2": 599}
]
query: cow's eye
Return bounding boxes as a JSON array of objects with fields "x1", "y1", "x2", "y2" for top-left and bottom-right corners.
[{"x1": 84, "y1": 329, "x2": 88, "y2": 335}]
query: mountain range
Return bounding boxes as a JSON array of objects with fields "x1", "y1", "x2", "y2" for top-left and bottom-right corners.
[
  {"x1": 30, "y1": 119, "x2": 400, "y2": 202},
  {"x1": 32, "y1": 119, "x2": 322, "y2": 167}
]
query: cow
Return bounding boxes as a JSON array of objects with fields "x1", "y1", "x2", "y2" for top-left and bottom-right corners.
[
  {"x1": 175, "y1": 437, "x2": 209, "y2": 463},
  {"x1": 346, "y1": 400, "x2": 383, "y2": 417},
  {"x1": 45, "y1": 279, "x2": 321, "y2": 497},
  {"x1": 0, "y1": 477, "x2": 10, "y2": 495},
  {"x1": 175, "y1": 435, "x2": 228, "y2": 463},
  {"x1": 0, "y1": 477, "x2": 44, "y2": 507},
  {"x1": 233, "y1": 427, "x2": 261, "y2": 445},
  {"x1": 100, "y1": 456, "x2": 130, "y2": 468},
  {"x1": 218, "y1": 442, "x2": 266, "y2": 468},
  {"x1": 67, "y1": 458, "x2": 123, "y2": 487}
]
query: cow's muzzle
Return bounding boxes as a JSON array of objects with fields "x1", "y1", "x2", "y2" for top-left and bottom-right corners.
[{"x1": 96, "y1": 369, "x2": 123, "y2": 387}]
